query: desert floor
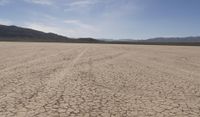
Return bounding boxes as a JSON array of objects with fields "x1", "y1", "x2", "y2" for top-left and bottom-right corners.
[{"x1": 0, "y1": 42, "x2": 200, "y2": 117}]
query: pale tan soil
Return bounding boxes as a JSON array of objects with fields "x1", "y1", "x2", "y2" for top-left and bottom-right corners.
[{"x1": 0, "y1": 42, "x2": 200, "y2": 117}]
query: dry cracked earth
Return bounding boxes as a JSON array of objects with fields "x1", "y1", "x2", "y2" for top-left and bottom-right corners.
[{"x1": 0, "y1": 42, "x2": 200, "y2": 117}]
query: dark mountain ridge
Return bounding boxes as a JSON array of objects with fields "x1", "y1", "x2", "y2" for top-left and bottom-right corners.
[{"x1": 0, "y1": 24, "x2": 100, "y2": 43}]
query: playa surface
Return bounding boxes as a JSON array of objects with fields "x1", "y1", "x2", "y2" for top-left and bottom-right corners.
[{"x1": 0, "y1": 42, "x2": 199, "y2": 117}]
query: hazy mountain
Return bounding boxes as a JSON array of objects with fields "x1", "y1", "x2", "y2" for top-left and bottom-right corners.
[
  {"x1": 143, "y1": 37, "x2": 200, "y2": 42},
  {"x1": 106, "y1": 37, "x2": 200, "y2": 46},
  {"x1": 115, "y1": 37, "x2": 200, "y2": 43},
  {"x1": 0, "y1": 24, "x2": 100, "y2": 43}
]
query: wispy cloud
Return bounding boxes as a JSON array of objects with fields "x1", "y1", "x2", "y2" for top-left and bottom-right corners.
[
  {"x1": 24, "y1": 22, "x2": 62, "y2": 33},
  {"x1": 64, "y1": 19, "x2": 96, "y2": 31},
  {"x1": 64, "y1": 0, "x2": 139, "y2": 19},
  {"x1": 24, "y1": 0, "x2": 53, "y2": 5},
  {"x1": 68, "y1": 0, "x2": 96, "y2": 7},
  {"x1": 64, "y1": 0, "x2": 100, "y2": 12},
  {"x1": 0, "y1": 19, "x2": 12, "y2": 25},
  {"x1": 0, "y1": 0, "x2": 10, "y2": 6},
  {"x1": 24, "y1": 18, "x2": 99, "y2": 38},
  {"x1": 24, "y1": 22, "x2": 77, "y2": 37},
  {"x1": 63, "y1": 19, "x2": 99, "y2": 37}
]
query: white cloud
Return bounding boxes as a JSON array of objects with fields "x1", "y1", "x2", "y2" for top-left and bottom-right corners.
[
  {"x1": 24, "y1": 20, "x2": 100, "y2": 38},
  {"x1": 24, "y1": 0, "x2": 53, "y2": 5},
  {"x1": 63, "y1": 19, "x2": 100, "y2": 37},
  {"x1": 24, "y1": 22, "x2": 62, "y2": 33},
  {"x1": 0, "y1": 19, "x2": 12, "y2": 25},
  {"x1": 0, "y1": 0, "x2": 10, "y2": 6},
  {"x1": 68, "y1": 0, "x2": 96, "y2": 7},
  {"x1": 64, "y1": 0, "x2": 100, "y2": 12},
  {"x1": 64, "y1": 19, "x2": 95, "y2": 30}
]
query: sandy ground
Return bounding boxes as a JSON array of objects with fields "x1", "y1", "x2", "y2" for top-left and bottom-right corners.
[{"x1": 0, "y1": 42, "x2": 200, "y2": 117}]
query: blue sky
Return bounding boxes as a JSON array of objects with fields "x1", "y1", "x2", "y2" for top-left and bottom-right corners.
[{"x1": 0, "y1": 0, "x2": 200, "y2": 39}]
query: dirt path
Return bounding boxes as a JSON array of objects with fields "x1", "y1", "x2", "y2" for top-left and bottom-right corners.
[{"x1": 0, "y1": 42, "x2": 199, "y2": 117}]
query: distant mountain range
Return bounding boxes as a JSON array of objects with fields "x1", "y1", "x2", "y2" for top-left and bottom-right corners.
[
  {"x1": 0, "y1": 24, "x2": 200, "y2": 45},
  {"x1": 0, "y1": 24, "x2": 100, "y2": 43},
  {"x1": 142, "y1": 37, "x2": 200, "y2": 42}
]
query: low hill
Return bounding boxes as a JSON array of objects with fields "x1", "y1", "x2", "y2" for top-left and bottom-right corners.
[{"x1": 0, "y1": 24, "x2": 100, "y2": 43}]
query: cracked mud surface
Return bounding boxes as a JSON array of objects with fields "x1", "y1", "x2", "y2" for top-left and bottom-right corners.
[{"x1": 0, "y1": 42, "x2": 200, "y2": 117}]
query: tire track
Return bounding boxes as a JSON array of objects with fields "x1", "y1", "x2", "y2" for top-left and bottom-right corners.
[
  {"x1": 0, "y1": 47, "x2": 76, "y2": 73},
  {"x1": 47, "y1": 47, "x2": 88, "y2": 88},
  {"x1": 14, "y1": 47, "x2": 88, "y2": 116},
  {"x1": 0, "y1": 47, "x2": 82, "y2": 96},
  {"x1": 76, "y1": 52, "x2": 126, "y2": 67}
]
